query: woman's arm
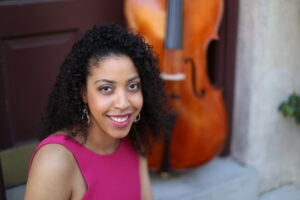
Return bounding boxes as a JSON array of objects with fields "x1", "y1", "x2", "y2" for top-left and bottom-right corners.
[
  {"x1": 139, "y1": 156, "x2": 153, "y2": 200},
  {"x1": 24, "y1": 144, "x2": 76, "y2": 200}
]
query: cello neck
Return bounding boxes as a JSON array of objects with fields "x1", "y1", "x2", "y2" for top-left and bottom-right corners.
[
  {"x1": 161, "y1": 0, "x2": 185, "y2": 81},
  {"x1": 165, "y1": 0, "x2": 182, "y2": 49}
]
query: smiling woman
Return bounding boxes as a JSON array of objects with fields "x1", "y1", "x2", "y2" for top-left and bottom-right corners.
[
  {"x1": 81, "y1": 55, "x2": 144, "y2": 152},
  {"x1": 24, "y1": 24, "x2": 173, "y2": 200}
]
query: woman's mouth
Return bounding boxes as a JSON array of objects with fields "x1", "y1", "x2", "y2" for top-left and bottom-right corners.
[{"x1": 109, "y1": 114, "x2": 131, "y2": 128}]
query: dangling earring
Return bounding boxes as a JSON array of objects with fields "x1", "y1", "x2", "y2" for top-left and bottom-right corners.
[
  {"x1": 82, "y1": 104, "x2": 90, "y2": 124},
  {"x1": 134, "y1": 113, "x2": 141, "y2": 123}
]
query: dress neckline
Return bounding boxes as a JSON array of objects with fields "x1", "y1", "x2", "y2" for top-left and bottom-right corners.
[{"x1": 53, "y1": 133, "x2": 125, "y2": 157}]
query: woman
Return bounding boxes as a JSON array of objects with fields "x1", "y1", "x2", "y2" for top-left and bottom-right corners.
[{"x1": 24, "y1": 24, "x2": 173, "y2": 200}]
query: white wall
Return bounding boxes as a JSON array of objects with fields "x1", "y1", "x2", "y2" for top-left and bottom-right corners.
[{"x1": 231, "y1": 0, "x2": 300, "y2": 193}]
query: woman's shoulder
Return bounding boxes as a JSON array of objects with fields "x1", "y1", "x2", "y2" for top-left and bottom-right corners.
[
  {"x1": 25, "y1": 142, "x2": 77, "y2": 199},
  {"x1": 31, "y1": 142, "x2": 77, "y2": 178},
  {"x1": 30, "y1": 132, "x2": 79, "y2": 178}
]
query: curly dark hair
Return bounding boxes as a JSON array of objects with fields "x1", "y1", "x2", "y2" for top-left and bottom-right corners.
[{"x1": 40, "y1": 24, "x2": 174, "y2": 155}]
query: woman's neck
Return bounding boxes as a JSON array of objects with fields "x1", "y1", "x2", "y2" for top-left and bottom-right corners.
[{"x1": 83, "y1": 125, "x2": 120, "y2": 155}]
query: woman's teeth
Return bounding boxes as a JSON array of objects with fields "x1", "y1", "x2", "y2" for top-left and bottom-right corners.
[{"x1": 110, "y1": 116, "x2": 129, "y2": 123}]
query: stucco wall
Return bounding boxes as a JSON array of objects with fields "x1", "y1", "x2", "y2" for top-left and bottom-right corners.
[{"x1": 231, "y1": 0, "x2": 300, "y2": 193}]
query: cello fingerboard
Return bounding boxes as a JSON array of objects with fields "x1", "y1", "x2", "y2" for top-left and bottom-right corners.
[{"x1": 165, "y1": 0, "x2": 183, "y2": 49}]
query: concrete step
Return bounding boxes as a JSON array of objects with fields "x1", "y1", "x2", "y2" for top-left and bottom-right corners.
[
  {"x1": 260, "y1": 185, "x2": 300, "y2": 200},
  {"x1": 151, "y1": 157, "x2": 259, "y2": 200},
  {"x1": 6, "y1": 185, "x2": 25, "y2": 200}
]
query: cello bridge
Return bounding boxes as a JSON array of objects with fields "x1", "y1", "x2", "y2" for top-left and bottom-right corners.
[{"x1": 160, "y1": 73, "x2": 186, "y2": 81}]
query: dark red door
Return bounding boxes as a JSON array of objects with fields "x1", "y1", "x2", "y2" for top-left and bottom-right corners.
[{"x1": 0, "y1": 0, "x2": 125, "y2": 149}]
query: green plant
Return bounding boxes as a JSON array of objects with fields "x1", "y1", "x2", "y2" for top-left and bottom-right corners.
[{"x1": 278, "y1": 93, "x2": 300, "y2": 124}]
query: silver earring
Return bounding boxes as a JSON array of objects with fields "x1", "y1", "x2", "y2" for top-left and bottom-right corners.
[
  {"x1": 82, "y1": 104, "x2": 90, "y2": 124},
  {"x1": 134, "y1": 113, "x2": 141, "y2": 123}
]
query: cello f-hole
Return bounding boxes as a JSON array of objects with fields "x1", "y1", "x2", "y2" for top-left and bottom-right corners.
[{"x1": 184, "y1": 58, "x2": 206, "y2": 98}]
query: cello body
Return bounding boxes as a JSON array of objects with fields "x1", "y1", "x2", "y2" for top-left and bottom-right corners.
[{"x1": 125, "y1": 0, "x2": 228, "y2": 169}]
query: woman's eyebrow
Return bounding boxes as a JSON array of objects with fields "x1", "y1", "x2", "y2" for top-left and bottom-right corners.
[
  {"x1": 128, "y1": 75, "x2": 140, "y2": 82},
  {"x1": 94, "y1": 79, "x2": 115, "y2": 85},
  {"x1": 94, "y1": 75, "x2": 140, "y2": 85}
]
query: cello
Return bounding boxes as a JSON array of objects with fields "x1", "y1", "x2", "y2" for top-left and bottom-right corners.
[{"x1": 125, "y1": 0, "x2": 227, "y2": 170}]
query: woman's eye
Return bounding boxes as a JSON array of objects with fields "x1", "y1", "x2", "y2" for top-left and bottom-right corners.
[
  {"x1": 99, "y1": 86, "x2": 112, "y2": 92},
  {"x1": 128, "y1": 82, "x2": 141, "y2": 91}
]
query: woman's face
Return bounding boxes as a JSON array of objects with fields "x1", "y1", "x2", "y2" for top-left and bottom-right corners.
[{"x1": 83, "y1": 54, "x2": 143, "y2": 139}]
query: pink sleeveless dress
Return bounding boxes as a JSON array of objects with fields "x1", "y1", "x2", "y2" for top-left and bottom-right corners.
[{"x1": 30, "y1": 134, "x2": 141, "y2": 200}]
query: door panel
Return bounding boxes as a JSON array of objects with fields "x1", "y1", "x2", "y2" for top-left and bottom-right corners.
[
  {"x1": 2, "y1": 31, "x2": 76, "y2": 142},
  {"x1": 0, "y1": 0, "x2": 125, "y2": 149},
  {"x1": 0, "y1": 0, "x2": 125, "y2": 37}
]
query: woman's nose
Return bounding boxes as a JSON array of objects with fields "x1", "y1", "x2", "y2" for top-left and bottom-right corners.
[{"x1": 114, "y1": 91, "x2": 130, "y2": 110}]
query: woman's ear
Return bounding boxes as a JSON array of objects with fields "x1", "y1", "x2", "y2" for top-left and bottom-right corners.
[{"x1": 81, "y1": 87, "x2": 87, "y2": 103}]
